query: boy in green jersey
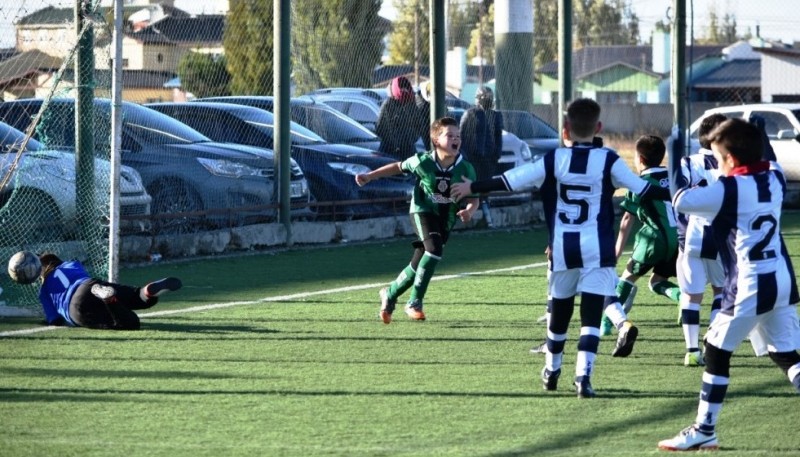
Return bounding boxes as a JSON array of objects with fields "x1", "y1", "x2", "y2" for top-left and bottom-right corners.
[
  {"x1": 356, "y1": 117, "x2": 479, "y2": 323},
  {"x1": 603, "y1": 135, "x2": 681, "y2": 335}
]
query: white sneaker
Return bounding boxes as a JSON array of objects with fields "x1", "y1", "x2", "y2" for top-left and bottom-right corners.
[{"x1": 658, "y1": 425, "x2": 719, "y2": 451}]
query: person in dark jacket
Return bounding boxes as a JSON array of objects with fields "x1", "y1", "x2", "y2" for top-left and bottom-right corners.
[
  {"x1": 416, "y1": 81, "x2": 432, "y2": 150},
  {"x1": 459, "y1": 86, "x2": 503, "y2": 227},
  {"x1": 376, "y1": 76, "x2": 423, "y2": 160}
]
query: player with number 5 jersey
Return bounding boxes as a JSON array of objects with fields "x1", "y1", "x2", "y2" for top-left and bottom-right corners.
[{"x1": 452, "y1": 98, "x2": 670, "y2": 397}]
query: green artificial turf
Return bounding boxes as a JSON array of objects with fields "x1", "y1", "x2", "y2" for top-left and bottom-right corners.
[{"x1": 2, "y1": 217, "x2": 800, "y2": 456}]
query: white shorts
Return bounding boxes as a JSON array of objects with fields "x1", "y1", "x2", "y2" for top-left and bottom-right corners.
[
  {"x1": 705, "y1": 305, "x2": 800, "y2": 353},
  {"x1": 549, "y1": 267, "x2": 618, "y2": 299},
  {"x1": 676, "y1": 251, "x2": 725, "y2": 295}
]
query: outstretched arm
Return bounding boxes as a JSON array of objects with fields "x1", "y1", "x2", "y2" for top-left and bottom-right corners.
[{"x1": 355, "y1": 162, "x2": 403, "y2": 187}]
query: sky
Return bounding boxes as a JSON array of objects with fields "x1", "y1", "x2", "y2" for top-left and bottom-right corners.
[{"x1": 1, "y1": 0, "x2": 797, "y2": 48}]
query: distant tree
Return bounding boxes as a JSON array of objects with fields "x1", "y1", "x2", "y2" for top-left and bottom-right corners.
[
  {"x1": 292, "y1": 0, "x2": 384, "y2": 93},
  {"x1": 699, "y1": 6, "x2": 738, "y2": 44},
  {"x1": 385, "y1": 0, "x2": 429, "y2": 66},
  {"x1": 448, "y1": 1, "x2": 482, "y2": 49},
  {"x1": 576, "y1": 0, "x2": 640, "y2": 47},
  {"x1": 466, "y1": 3, "x2": 495, "y2": 64},
  {"x1": 224, "y1": 0, "x2": 274, "y2": 95},
  {"x1": 534, "y1": 0, "x2": 558, "y2": 68},
  {"x1": 177, "y1": 52, "x2": 230, "y2": 97}
]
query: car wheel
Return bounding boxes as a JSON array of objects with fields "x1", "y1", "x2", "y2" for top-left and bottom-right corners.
[
  {"x1": 0, "y1": 189, "x2": 66, "y2": 243},
  {"x1": 148, "y1": 180, "x2": 204, "y2": 235}
]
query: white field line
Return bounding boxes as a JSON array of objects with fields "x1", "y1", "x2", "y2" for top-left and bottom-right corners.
[{"x1": 0, "y1": 261, "x2": 549, "y2": 338}]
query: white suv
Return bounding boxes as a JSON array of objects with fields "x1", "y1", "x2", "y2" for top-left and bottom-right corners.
[{"x1": 689, "y1": 104, "x2": 800, "y2": 181}]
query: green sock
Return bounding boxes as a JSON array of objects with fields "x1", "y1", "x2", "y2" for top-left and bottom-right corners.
[
  {"x1": 652, "y1": 280, "x2": 681, "y2": 303},
  {"x1": 409, "y1": 253, "x2": 440, "y2": 304},
  {"x1": 388, "y1": 264, "x2": 416, "y2": 299},
  {"x1": 616, "y1": 279, "x2": 634, "y2": 304}
]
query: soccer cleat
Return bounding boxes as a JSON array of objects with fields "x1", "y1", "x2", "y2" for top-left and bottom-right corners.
[
  {"x1": 530, "y1": 341, "x2": 547, "y2": 354},
  {"x1": 91, "y1": 283, "x2": 116, "y2": 303},
  {"x1": 684, "y1": 351, "x2": 706, "y2": 367},
  {"x1": 658, "y1": 425, "x2": 719, "y2": 451},
  {"x1": 144, "y1": 277, "x2": 182, "y2": 298},
  {"x1": 574, "y1": 376, "x2": 596, "y2": 398},
  {"x1": 404, "y1": 301, "x2": 426, "y2": 321},
  {"x1": 378, "y1": 287, "x2": 396, "y2": 324},
  {"x1": 612, "y1": 321, "x2": 639, "y2": 357},
  {"x1": 541, "y1": 367, "x2": 560, "y2": 391},
  {"x1": 600, "y1": 315, "x2": 614, "y2": 337}
]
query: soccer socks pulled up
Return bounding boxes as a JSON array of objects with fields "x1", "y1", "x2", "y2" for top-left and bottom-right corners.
[
  {"x1": 616, "y1": 279, "x2": 635, "y2": 310},
  {"x1": 409, "y1": 252, "x2": 440, "y2": 304},
  {"x1": 388, "y1": 264, "x2": 416, "y2": 299},
  {"x1": 651, "y1": 280, "x2": 681, "y2": 303}
]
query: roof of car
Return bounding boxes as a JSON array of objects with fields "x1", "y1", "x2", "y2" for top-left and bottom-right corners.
[{"x1": 706, "y1": 103, "x2": 800, "y2": 113}]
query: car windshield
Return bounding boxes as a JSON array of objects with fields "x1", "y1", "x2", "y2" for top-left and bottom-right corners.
[
  {"x1": 236, "y1": 109, "x2": 326, "y2": 145},
  {"x1": 300, "y1": 105, "x2": 377, "y2": 143},
  {"x1": 502, "y1": 111, "x2": 558, "y2": 138},
  {"x1": 0, "y1": 122, "x2": 43, "y2": 152},
  {"x1": 121, "y1": 102, "x2": 212, "y2": 145}
]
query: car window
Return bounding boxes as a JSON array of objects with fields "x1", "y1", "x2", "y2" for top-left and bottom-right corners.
[
  {"x1": 755, "y1": 111, "x2": 794, "y2": 139},
  {"x1": 301, "y1": 105, "x2": 377, "y2": 143},
  {"x1": 122, "y1": 103, "x2": 211, "y2": 145}
]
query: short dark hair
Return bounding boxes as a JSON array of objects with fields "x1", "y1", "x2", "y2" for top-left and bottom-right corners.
[
  {"x1": 699, "y1": 113, "x2": 727, "y2": 149},
  {"x1": 430, "y1": 116, "x2": 458, "y2": 137},
  {"x1": 38, "y1": 253, "x2": 63, "y2": 281},
  {"x1": 707, "y1": 118, "x2": 763, "y2": 166},
  {"x1": 635, "y1": 135, "x2": 666, "y2": 168},
  {"x1": 566, "y1": 98, "x2": 601, "y2": 138}
]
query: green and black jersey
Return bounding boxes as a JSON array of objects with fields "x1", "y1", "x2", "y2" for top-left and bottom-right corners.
[
  {"x1": 620, "y1": 167, "x2": 678, "y2": 263},
  {"x1": 401, "y1": 151, "x2": 477, "y2": 231}
]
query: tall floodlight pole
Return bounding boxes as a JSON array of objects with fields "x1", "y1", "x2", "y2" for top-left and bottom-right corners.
[
  {"x1": 430, "y1": 0, "x2": 446, "y2": 120},
  {"x1": 75, "y1": 1, "x2": 95, "y2": 246},
  {"x1": 109, "y1": 0, "x2": 123, "y2": 281},
  {"x1": 558, "y1": 0, "x2": 572, "y2": 145},
  {"x1": 274, "y1": 0, "x2": 292, "y2": 244},
  {"x1": 494, "y1": 0, "x2": 534, "y2": 111},
  {"x1": 669, "y1": 0, "x2": 686, "y2": 195}
]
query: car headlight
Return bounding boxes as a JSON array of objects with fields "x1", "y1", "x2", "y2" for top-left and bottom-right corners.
[
  {"x1": 197, "y1": 157, "x2": 266, "y2": 178},
  {"x1": 328, "y1": 162, "x2": 372, "y2": 176},
  {"x1": 519, "y1": 143, "x2": 532, "y2": 161}
]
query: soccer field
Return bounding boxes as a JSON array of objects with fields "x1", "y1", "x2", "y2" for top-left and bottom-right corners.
[{"x1": 1, "y1": 215, "x2": 800, "y2": 456}]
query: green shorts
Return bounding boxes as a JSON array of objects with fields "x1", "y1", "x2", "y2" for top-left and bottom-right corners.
[{"x1": 627, "y1": 229, "x2": 678, "y2": 277}]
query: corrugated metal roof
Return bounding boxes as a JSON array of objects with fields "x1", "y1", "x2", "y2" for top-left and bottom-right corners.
[
  {"x1": 0, "y1": 50, "x2": 62, "y2": 85},
  {"x1": 691, "y1": 59, "x2": 761, "y2": 89}
]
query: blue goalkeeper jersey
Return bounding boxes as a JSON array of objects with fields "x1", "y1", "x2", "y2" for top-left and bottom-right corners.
[{"x1": 39, "y1": 260, "x2": 91, "y2": 326}]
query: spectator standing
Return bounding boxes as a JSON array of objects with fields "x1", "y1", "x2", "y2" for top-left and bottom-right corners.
[
  {"x1": 416, "y1": 81, "x2": 432, "y2": 151},
  {"x1": 376, "y1": 76, "x2": 422, "y2": 161},
  {"x1": 459, "y1": 87, "x2": 503, "y2": 227}
]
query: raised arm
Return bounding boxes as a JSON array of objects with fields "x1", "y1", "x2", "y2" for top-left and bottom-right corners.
[{"x1": 355, "y1": 162, "x2": 403, "y2": 187}]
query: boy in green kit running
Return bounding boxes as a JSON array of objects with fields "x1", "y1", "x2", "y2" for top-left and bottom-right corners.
[
  {"x1": 602, "y1": 135, "x2": 681, "y2": 335},
  {"x1": 355, "y1": 116, "x2": 479, "y2": 323}
]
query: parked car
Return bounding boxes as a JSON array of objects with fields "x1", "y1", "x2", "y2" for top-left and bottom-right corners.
[
  {"x1": 145, "y1": 102, "x2": 413, "y2": 219},
  {"x1": 497, "y1": 110, "x2": 560, "y2": 163},
  {"x1": 0, "y1": 121, "x2": 151, "y2": 241},
  {"x1": 0, "y1": 99, "x2": 313, "y2": 234},
  {"x1": 196, "y1": 96, "x2": 382, "y2": 152},
  {"x1": 689, "y1": 104, "x2": 800, "y2": 181}
]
